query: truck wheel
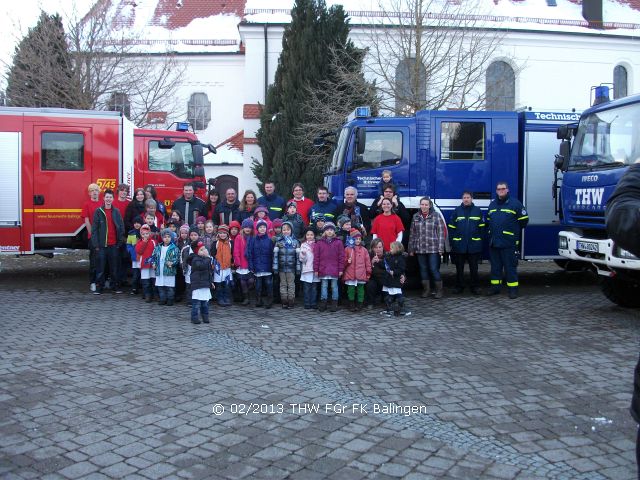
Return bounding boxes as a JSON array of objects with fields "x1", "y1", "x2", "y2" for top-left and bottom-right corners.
[{"x1": 601, "y1": 277, "x2": 640, "y2": 308}]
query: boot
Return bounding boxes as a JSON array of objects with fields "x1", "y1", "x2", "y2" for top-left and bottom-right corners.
[
  {"x1": 318, "y1": 300, "x2": 327, "y2": 312},
  {"x1": 289, "y1": 299, "x2": 295, "y2": 309},
  {"x1": 356, "y1": 301, "x2": 364, "y2": 311},
  {"x1": 282, "y1": 300, "x2": 289, "y2": 309},
  {"x1": 349, "y1": 299, "x2": 357, "y2": 312},
  {"x1": 191, "y1": 317, "x2": 201, "y2": 324},
  {"x1": 241, "y1": 292, "x2": 249, "y2": 306},
  {"x1": 265, "y1": 296, "x2": 273, "y2": 309},
  {"x1": 508, "y1": 288, "x2": 518, "y2": 299},
  {"x1": 393, "y1": 299, "x2": 401, "y2": 317},
  {"x1": 434, "y1": 281, "x2": 444, "y2": 299},
  {"x1": 329, "y1": 300, "x2": 338, "y2": 312},
  {"x1": 381, "y1": 297, "x2": 393, "y2": 316},
  {"x1": 255, "y1": 294, "x2": 264, "y2": 307},
  {"x1": 202, "y1": 314, "x2": 210, "y2": 324},
  {"x1": 144, "y1": 295, "x2": 153, "y2": 303},
  {"x1": 421, "y1": 281, "x2": 431, "y2": 298}
]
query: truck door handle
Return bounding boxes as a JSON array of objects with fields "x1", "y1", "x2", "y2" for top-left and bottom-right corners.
[{"x1": 34, "y1": 195, "x2": 45, "y2": 205}]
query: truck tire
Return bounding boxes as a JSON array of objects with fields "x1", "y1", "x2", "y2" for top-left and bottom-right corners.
[{"x1": 601, "y1": 277, "x2": 640, "y2": 308}]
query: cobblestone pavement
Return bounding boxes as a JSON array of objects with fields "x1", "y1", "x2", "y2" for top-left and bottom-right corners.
[{"x1": 1, "y1": 252, "x2": 640, "y2": 479}]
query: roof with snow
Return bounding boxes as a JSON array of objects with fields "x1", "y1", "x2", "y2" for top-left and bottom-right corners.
[{"x1": 100, "y1": 0, "x2": 640, "y2": 54}]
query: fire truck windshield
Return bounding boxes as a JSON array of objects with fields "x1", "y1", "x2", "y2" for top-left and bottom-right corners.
[
  {"x1": 568, "y1": 102, "x2": 640, "y2": 171},
  {"x1": 329, "y1": 127, "x2": 350, "y2": 173}
]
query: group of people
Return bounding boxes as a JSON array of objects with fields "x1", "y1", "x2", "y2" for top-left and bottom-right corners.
[{"x1": 81, "y1": 171, "x2": 529, "y2": 323}]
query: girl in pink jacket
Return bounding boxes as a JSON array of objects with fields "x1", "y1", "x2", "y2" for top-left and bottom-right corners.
[
  {"x1": 233, "y1": 218, "x2": 254, "y2": 305},
  {"x1": 342, "y1": 229, "x2": 372, "y2": 311}
]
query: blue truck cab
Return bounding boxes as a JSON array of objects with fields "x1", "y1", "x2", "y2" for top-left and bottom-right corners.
[
  {"x1": 555, "y1": 88, "x2": 640, "y2": 306},
  {"x1": 323, "y1": 107, "x2": 576, "y2": 259}
]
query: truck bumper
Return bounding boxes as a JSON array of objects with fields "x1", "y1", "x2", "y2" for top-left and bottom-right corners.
[{"x1": 558, "y1": 230, "x2": 640, "y2": 275}]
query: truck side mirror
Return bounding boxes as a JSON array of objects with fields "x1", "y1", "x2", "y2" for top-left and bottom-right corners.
[
  {"x1": 355, "y1": 128, "x2": 366, "y2": 155},
  {"x1": 194, "y1": 166, "x2": 205, "y2": 178},
  {"x1": 193, "y1": 145, "x2": 204, "y2": 166},
  {"x1": 555, "y1": 140, "x2": 571, "y2": 171}
]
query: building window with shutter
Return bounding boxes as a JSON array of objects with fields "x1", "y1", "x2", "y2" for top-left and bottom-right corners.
[
  {"x1": 486, "y1": 61, "x2": 515, "y2": 111},
  {"x1": 613, "y1": 65, "x2": 628, "y2": 99},
  {"x1": 187, "y1": 92, "x2": 211, "y2": 131}
]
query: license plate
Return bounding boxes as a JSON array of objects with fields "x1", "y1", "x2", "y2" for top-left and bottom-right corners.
[{"x1": 576, "y1": 241, "x2": 598, "y2": 253}]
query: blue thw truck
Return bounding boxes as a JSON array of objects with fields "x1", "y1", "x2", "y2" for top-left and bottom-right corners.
[
  {"x1": 321, "y1": 107, "x2": 578, "y2": 259},
  {"x1": 555, "y1": 87, "x2": 640, "y2": 307}
]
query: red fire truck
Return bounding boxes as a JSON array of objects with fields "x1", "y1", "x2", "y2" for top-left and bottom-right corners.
[{"x1": 0, "y1": 107, "x2": 214, "y2": 254}]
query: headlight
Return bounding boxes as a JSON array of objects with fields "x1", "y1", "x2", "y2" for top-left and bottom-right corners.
[
  {"x1": 558, "y1": 236, "x2": 568, "y2": 250},
  {"x1": 616, "y1": 246, "x2": 638, "y2": 259}
]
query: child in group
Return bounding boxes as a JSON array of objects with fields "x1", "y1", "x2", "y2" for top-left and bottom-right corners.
[
  {"x1": 202, "y1": 220, "x2": 216, "y2": 252},
  {"x1": 273, "y1": 221, "x2": 301, "y2": 309},
  {"x1": 144, "y1": 212, "x2": 160, "y2": 241},
  {"x1": 170, "y1": 210, "x2": 183, "y2": 225},
  {"x1": 229, "y1": 220, "x2": 241, "y2": 241},
  {"x1": 343, "y1": 229, "x2": 372, "y2": 312},
  {"x1": 381, "y1": 241, "x2": 411, "y2": 317},
  {"x1": 378, "y1": 169, "x2": 396, "y2": 196},
  {"x1": 311, "y1": 214, "x2": 327, "y2": 238},
  {"x1": 313, "y1": 222, "x2": 344, "y2": 312},
  {"x1": 336, "y1": 215, "x2": 352, "y2": 244},
  {"x1": 145, "y1": 199, "x2": 164, "y2": 229},
  {"x1": 233, "y1": 219, "x2": 254, "y2": 306},
  {"x1": 167, "y1": 220, "x2": 179, "y2": 237},
  {"x1": 247, "y1": 219, "x2": 274, "y2": 308},
  {"x1": 211, "y1": 224, "x2": 234, "y2": 307},
  {"x1": 281, "y1": 202, "x2": 305, "y2": 239},
  {"x1": 271, "y1": 217, "x2": 284, "y2": 303},
  {"x1": 195, "y1": 216, "x2": 207, "y2": 237},
  {"x1": 187, "y1": 242, "x2": 215, "y2": 324},
  {"x1": 181, "y1": 227, "x2": 201, "y2": 307},
  {"x1": 366, "y1": 238, "x2": 386, "y2": 308},
  {"x1": 126, "y1": 215, "x2": 143, "y2": 294},
  {"x1": 175, "y1": 224, "x2": 191, "y2": 302},
  {"x1": 151, "y1": 228, "x2": 180, "y2": 306},
  {"x1": 136, "y1": 224, "x2": 157, "y2": 302},
  {"x1": 272, "y1": 218, "x2": 284, "y2": 239},
  {"x1": 299, "y1": 227, "x2": 319, "y2": 309},
  {"x1": 253, "y1": 206, "x2": 273, "y2": 237}
]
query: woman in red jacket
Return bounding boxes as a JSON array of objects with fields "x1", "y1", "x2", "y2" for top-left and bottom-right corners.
[{"x1": 289, "y1": 183, "x2": 314, "y2": 225}]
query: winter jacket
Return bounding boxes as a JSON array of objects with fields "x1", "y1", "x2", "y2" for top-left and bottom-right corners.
[
  {"x1": 258, "y1": 193, "x2": 286, "y2": 220},
  {"x1": 382, "y1": 252, "x2": 406, "y2": 289},
  {"x1": 232, "y1": 233, "x2": 250, "y2": 270},
  {"x1": 210, "y1": 239, "x2": 234, "y2": 270},
  {"x1": 181, "y1": 245, "x2": 192, "y2": 276},
  {"x1": 408, "y1": 211, "x2": 446, "y2": 254},
  {"x1": 309, "y1": 200, "x2": 339, "y2": 225},
  {"x1": 487, "y1": 195, "x2": 529, "y2": 249},
  {"x1": 91, "y1": 206, "x2": 125, "y2": 249},
  {"x1": 448, "y1": 203, "x2": 485, "y2": 254},
  {"x1": 135, "y1": 238, "x2": 156, "y2": 269},
  {"x1": 247, "y1": 233, "x2": 273, "y2": 274},
  {"x1": 171, "y1": 196, "x2": 206, "y2": 226},
  {"x1": 187, "y1": 254, "x2": 214, "y2": 291},
  {"x1": 202, "y1": 233, "x2": 216, "y2": 253},
  {"x1": 343, "y1": 245, "x2": 372, "y2": 282},
  {"x1": 289, "y1": 197, "x2": 315, "y2": 224},
  {"x1": 238, "y1": 206, "x2": 256, "y2": 223},
  {"x1": 214, "y1": 200, "x2": 241, "y2": 226},
  {"x1": 126, "y1": 229, "x2": 140, "y2": 262},
  {"x1": 313, "y1": 237, "x2": 345, "y2": 278},
  {"x1": 369, "y1": 252, "x2": 386, "y2": 283},
  {"x1": 606, "y1": 163, "x2": 640, "y2": 258},
  {"x1": 273, "y1": 236, "x2": 300, "y2": 274},
  {"x1": 281, "y1": 214, "x2": 305, "y2": 239},
  {"x1": 299, "y1": 241, "x2": 316, "y2": 275},
  {"x1": 338, "y1": 201, "x2": 371, "y2": 234},
  {"x1": 151, "y1": 242, "x2": 180, "y2": 277}
]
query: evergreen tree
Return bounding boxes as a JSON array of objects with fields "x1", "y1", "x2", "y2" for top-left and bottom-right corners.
[
  {"x1": 254, "y1": 0, "x2": 374, "y2": 197},
  {"x1": 6, "y1": 12, "x2": 76, "y2": 108}
]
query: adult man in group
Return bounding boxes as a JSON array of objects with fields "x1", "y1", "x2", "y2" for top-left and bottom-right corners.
[
  {"x1": 486, "y1": 182, "x2": 528, "y2": 299},
  {"x1": 112, "y1": 183, "x2": 131, "y2": 287},
  {"x1": 171, "y1": 182, "x2": 205, "y2": 226},
  {"x1": 448, "y1": 191, "x2": 484, "y2": 295},
  {"x1": 369, "y1": 184, "x2": 410, "y2": 225},
  {"x1": 257, "y1": 181, "x2": 286, "y2": 220},
  {"x1": 215, "y1": 187, "x2": 241, "y2": 225},
  {"x1": 92, "y1": 189, "x2": 125, "y2": 295},
  {"x1": 309, "y1": 186, "x2": 338, "y2": 228},
  {"x1": 339, "y1": 186, "x2": 371, "y2": 235},
  {"x1": 81, "y1": 183, "x2": 102, "y2": 292}
]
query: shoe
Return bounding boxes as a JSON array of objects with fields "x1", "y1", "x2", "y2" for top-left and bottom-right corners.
[
  {"x1": 241, "y1": 296, "x2": 249, "y2": 306},
  {"x1": 114, "y1": 289, "x2": 124, "y2": 294},
  {"x1": 202, "y1": 315, "x2": 210, "y2": 324},
  {"x1": 265, "y1": 296, "x2": 273, "y2": 309},
  {"x1": 329, "y1": 300, "x2": 338, "y2": 312},
  {"x1": 93, "y1": 289, "x2": 102, "y2": 296},
  {"x1": 402, "y1": 311, "x2": 412, "y2": 316},
  {"x1": 90, "y1": 283, "x2": 96, "y2": 292},
  {"x1": 158, "y1": 299, "x2": 167, "y2": 305},
  {"x1": 452, "y1": 287, "x2": 464, "y2": 294},
  {"x1": 470, "y1": 288, "x2": 481, "y2": 295},
  {"x1": 434, "y1": 281, "x2": 444, "y2": 299},
  {"x1": 145, "y1": 296, "x2": 153, "y2": 303},
  {"x1": 349, "y1": 300, "x2": 357, "y2": 312},
  {"x1": 318, "y1": 300, "x2": 327, "y2": 312},
  {"x1": 191, "y1": 318, "x2": 201, "y2": 325},
  {"x1": 508, "y1": 290, "x2": 518, "y2": 299},
  {"x1": 130, "y1": 289, "x2": 138, "y2": 295},
  {"x1": 304, "y1": 305, "x2": 311, "y2": 310},
  {"x1": 487, "y1": 289, "x2": 501, "y2": 296},
  {"x1": 282, "y1": 302, "x2": 288, "y2": 309},
  {"x1": 289, "y1": 300, "x2": 295, "y2": 309},
  {"x1": 379, "y1": 310, "x2": 392, "y2": 317},
  {"x1": 166, "y1": 300, "x2": 174, "y2": 306},
  {"x1": 105, "y1": 280, "x2": 111, "y2": 289},
  {"x1": 421, "y1": 281, "x2": 431, "y2": 298}
]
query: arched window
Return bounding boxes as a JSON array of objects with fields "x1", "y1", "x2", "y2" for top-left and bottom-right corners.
[
  {"x1": 486, "y1": 61, "x2": 515, "y2": 111},
  {"x1": 395, "y1": 57, "x2": 426, "y2": 115},
  {"x1": 187, "y1": 92, "x2": 211, "y2": 131},
  {"x1": 108, "y1": 92, "x2": 130, "y2": 118},
  {"x1": 614, "y1": 65, "x2": 628, "y2": 99}
]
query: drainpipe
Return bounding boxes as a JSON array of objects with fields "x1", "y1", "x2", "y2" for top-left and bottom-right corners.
[{"x1": 264, "y1": 24, "x2": 268, "y2": 101}]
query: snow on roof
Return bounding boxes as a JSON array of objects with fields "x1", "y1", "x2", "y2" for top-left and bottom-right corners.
[{"x1": 243, "y1": 0, "x2": 640, "y2": 33}]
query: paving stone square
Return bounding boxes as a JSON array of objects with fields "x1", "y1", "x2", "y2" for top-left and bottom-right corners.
[{"x1": 1, "y1": 252, "x2": 639, "y2": 479}]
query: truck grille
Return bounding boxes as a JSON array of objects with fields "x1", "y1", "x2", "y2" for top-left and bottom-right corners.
[{"x1": 568, "y1": 210, "x2": 605, "y2": 226}]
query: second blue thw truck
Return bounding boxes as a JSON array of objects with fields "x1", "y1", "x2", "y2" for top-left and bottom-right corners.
[{"x1": 322, "y1": 107, "x2": 578, "y2": 259}]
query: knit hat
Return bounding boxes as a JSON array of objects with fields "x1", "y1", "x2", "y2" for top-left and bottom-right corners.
[
  {"x1": 286, "y1": 201, "x2": 297, "y2": 210},
  {"x1": 217, "y1": 224, "x2": 230, "y2": 235},
  {"x1": 273, "y1": 218, "x2": 284, "y2": 228},
  {"x1": 161, "y1": 228, "x2": 172, "y2": 238},
  {"x1": 256, "y1": 219, "x2": 268, "y2": 231},
  {"x1": 196, "y1": 216, "x2": 206, "y2": 224},
  {"x1": 314, "y1": 214, "x2": 326, "y2": 223},
  {"x1": 254, "y1": 206, "x2": 269, "y2": 216},
  {"x1": 349, "y1": 228, "x2": 362, "y2": 238},
  {"x1": 229, "y1": 220, "x2": 241, "y2": 231},
  {"x1": 179, "y1": 224, "x2": 190, "y2": 234},
  {"x1": 323, "y1": 222, "x2": 336, "y2": 232},
  {"x1": 195, "y1": 241, "x2": 206, "y2": 253},
  {"x1": 189, "y1": 226, "x2": 199, "y2": 235},
  {"x1": 241, "y1": 218, "x2": 254, "y2": 230},
  {"x1": 140, "y1": 224, "x2": 151, "y2": 233},
  {"x1": 337, "y1": 215, "x2": 351, "y2": 228}
]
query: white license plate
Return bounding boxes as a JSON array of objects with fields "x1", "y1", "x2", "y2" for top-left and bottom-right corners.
[{"x1": 576, "y1": 241, "x2": 599, "y2": 253}]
